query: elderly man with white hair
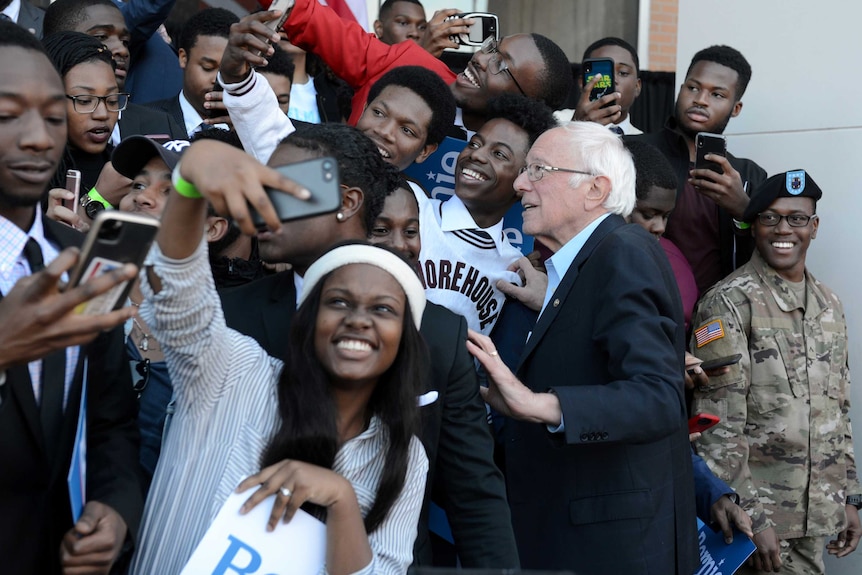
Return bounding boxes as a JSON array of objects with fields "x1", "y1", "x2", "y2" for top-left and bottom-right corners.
[{"x1": 467, "y1": 122, "x2": 700, "y2": 574}]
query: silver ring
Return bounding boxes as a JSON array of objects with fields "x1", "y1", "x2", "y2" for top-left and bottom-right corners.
[
  {"x1": 279, "y1": 487, "x2": 292, "y2": 498},
  {"x1": 488, "y1": 350, "x2": 499, "y2": 357}
]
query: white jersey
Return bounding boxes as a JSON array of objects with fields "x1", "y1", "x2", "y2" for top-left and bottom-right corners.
[{"x1": 411, "y1": 182, "x2": 521, "y2": 335}]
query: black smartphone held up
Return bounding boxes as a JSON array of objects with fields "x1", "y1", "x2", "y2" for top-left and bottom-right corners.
[
  {"x1": 699, "y1": 353, "x2": 742, "y2": 372},
  {"x1": 582, "y1": 58, "x2": 615, "y2": 102},
  {"x1": 695, "y1": 132, "x2": 727, "y2": 175},
  {"x1": 264, "y1": 0, "x2": 295, "y2": 31},
  {"x1": 252, "y1": 156, "x2": 341, "y2": 228},
  {"x1": 447, "y1": 12, "x2": 499, "y2": 46},
  {"x1": 66, "y1": 212, "x2": 160, "y2": 315},
  {"x1": 205, "y1": 80, "x2": 224, "y2": 120},
  {"x1": 688, "y1": 413, "x2": 721, "y2": 435},
  {"x1": 63, "y1": 169, "x2": 81, "y2": 212}
]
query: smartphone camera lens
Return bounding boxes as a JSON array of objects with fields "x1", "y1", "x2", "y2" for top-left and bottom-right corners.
[{"x1": 101, "y1": 219, "x2": 123, "y2": 242}]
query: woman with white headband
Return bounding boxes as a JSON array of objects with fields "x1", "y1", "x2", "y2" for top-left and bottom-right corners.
[{"x1": 131, "y1": 139, "x2": 429, "y2": 575}]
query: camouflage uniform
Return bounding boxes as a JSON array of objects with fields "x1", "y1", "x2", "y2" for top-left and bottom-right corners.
[{"x1": 690, "y1": 251, "x2": 858, "y2": 546}]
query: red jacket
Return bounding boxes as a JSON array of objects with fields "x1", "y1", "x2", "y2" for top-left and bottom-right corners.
[{"x1": 278, "y1": 0, "x2": 456, "y2": 125}]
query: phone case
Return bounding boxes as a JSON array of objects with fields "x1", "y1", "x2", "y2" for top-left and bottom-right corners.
[
  {"x1": 695, "y1": 133, "x2": 726, "y2": 174},
  {"x1": 264, "y1": 0, "x2": 295, "y2": 31},
  {"x1": 252, "y1": 156, "x2": 341, "y2": 227},
  {"x1": 583, "y1": 58, "x2": 615, "y2": 102},
  {"x1": 688, "y1": 413, "x2": 720, "y2": 434},
  {"x1": 446, "y1": 13, "x2": 499, "y2": 46},
  {"x1": 64, "y1": 169, "x2": 81, "y2": 212},
  {"x1": 67, "y1": 212, "x2": 161, "y2": 315}
]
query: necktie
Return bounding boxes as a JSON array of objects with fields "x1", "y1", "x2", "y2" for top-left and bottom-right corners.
[
  {"x1": 23, "y1": 238, "x2": 66, "y2": 454},
  {"x1": 609, "y1": 126, "x2": 624, "y2": 136}
]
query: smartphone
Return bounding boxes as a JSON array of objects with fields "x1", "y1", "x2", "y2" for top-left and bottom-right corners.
[
  {"x1": 699, "y1": 353, "x2": 742, "y2": 372},
  {"x1": 205, "y1": 80, "x2": 224, "y2": 120},
  {"x1": 66, "y1": 212, "x2": 160, "y2": 315},
  {"x1": 695, "y1": 132, "x2": 727, "y2": 175},
  {"x1": 582, "y1": 58, "x2": 615, "y2": 102},
  {"x1": 688, "y1": 413, "x2": 721, "y2": 434},
  {"x1": 447, "y1": 12, "x2": 499, "y2": 46},
  {"x1": 63, "y1": 169, "x2": 81, "y2": 212},
  {"x1": 251, "y1": 156, "x2": 341, "y2": 228},
  {"x1": 264, "y1": 0, "x2": 295, "y2": 32}
]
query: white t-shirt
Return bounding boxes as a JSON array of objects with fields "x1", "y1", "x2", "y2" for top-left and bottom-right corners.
[{"x1": 288, "y1": 79, "x2": 322, "y2": 124}]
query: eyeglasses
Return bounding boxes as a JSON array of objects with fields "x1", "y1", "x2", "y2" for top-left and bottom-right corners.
[
  {"x1": 757, "y1": 213, "x2": 817, "y2": 227},
  {"x1": 479, "y1": 36, "x2": 527, "y2": 97},
  {"x1": 521, "y1": 163, "x2": 596, "y2": 182},
  {"x1": 66, "y1": 93, "x2": 130, "y2": 113},
  {"x1": 132, "y1": 358, "x2": 150, "y2": 399}
]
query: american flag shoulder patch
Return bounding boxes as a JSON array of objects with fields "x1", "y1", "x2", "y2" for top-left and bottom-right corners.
[{"x1": 694, "y1": 319, "x2": 725, "y2": 348}]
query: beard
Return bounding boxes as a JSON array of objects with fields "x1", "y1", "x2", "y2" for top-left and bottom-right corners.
[{"x1": 674, "y1": 101, "x2": 733, "y2": 141}]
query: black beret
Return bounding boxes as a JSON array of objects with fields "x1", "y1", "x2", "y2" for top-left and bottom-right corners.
[{"x1": 742, "y1": 169, "x2": 822, "y2": 223}]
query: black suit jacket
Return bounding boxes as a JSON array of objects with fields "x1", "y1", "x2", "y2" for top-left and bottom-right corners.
[
  {"x1": 0, "y1": 218, "x2": 143, "y2": 575},
  {"x1": 503, "y1": 215, "x2": 698, "y2": 574},
  {"x1": 17, "y1": 0, "x2": 44, "y2": 37},
  {"x1": 219, "y1": 271, "x2": 519, "y2": 568},
  {"x1": 145, "y1": 95, "x2": 185, "y2": 136},
  {"x1": 119, "y1": 102, "x2": 186, "y2": 141}
]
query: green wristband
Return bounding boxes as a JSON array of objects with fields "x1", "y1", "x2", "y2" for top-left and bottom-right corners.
[
  {"x1": 733, "y1": 218, "x2": 751, "y2": 230},
  {"x1": 86, "y1": 187, "x2": 113, "y2": 209},
  {"x1": 171, "y1": 162, "x2": 202, "y2": 199}
]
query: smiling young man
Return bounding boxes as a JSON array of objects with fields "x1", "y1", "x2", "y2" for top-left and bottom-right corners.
[
  {"x1": 272, "y1": 0, "x2": 571, "y2": 132},
  {"x1": 632, "y1": 45, "x2": 767, "y2": 294},
  {"x1": 690, "y1": 170, "x2": 860, "y2": 574},
  {"x1": 413, "y1": 94, "x2": 556, "y2": 335}
]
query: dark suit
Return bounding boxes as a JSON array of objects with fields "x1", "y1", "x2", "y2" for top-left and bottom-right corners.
[
  {"x1": 145, "y1": 95, "x2": 185, "y2": 136},
  {"x1": 119, "y1": 103, "x2": 186, "y2": 141},
  {"x1": 503, "y1": 215, "x2": 698, "y2": 574},
  {"x1": 16, "y1": 0, "x2": 44, "y2": 37},
  {"x1": 219, "y1": 270, "x2": 519, "y2": 568},
  {"x1": 0, "y1": 218, "x2": 143, "y2": 575}
]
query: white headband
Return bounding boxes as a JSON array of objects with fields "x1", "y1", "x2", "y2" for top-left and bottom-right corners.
[{"x1": 299, "y1": 244, "x2": 426, "y2": 329}]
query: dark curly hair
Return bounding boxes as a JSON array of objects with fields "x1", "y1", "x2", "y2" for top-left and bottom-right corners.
[
  {"x1": 687, "y1": 45, "x2": 752, "y2": 101},
  {"x1": 624, "y1": 140, "x2": 678, "y2": 201},
  {"x1": 530, "y1": 33, "x2": 574, "y2": 110},
  {"x1": 177, "y1": 8, "x2": 238, "y2": 55},
  {"x1": 484, "y1": 93, "x2": 558, "y2": 146},
  {"x1": 261, "y1": 240, "x2": 428, "y2": 532},
  {"x1": 366, "y1": 66, "x2": 456, "y2": 147},
  {"x1": 277, "y1": 124, "x2": 400, "y2": 233},
  {"x1": 259, "y1": 43, "x2": 295, "y2": 81},
  {"x1": 43, "y1": 0, "x2": 118, "y2": 38}
]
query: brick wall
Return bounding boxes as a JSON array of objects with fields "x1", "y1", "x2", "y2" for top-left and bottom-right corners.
[{"x1": 649, "y1": 0, "x2": 678, "y2": 71}]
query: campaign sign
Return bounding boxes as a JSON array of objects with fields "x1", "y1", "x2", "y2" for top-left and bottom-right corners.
[
  {"x1": 403, "y1": 136, "x2": 533, "y2": 254},
  {"x1": 181, "y1": 491, "x2": 326, "y2": 575},
  {"x1": 694, "y1": 517, "x2": 756, "y2": 575},
  {"x1": 67, "y1": 359, "x2": 88, "y2": 523}
]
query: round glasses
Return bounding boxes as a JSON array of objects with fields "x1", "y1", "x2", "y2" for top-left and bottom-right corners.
[
  {"x1": 66, "y1": 93, "x2": 130, "y2": 113},
  {"x1": 521, "y1": 163, "x2": 596, "y2": 182},
  {"x1": 478, "y1": 36, "x2": 527, "y2": 97},
  {"x1": 757, "y1": 213, "x2": 817, "y2": 227}
]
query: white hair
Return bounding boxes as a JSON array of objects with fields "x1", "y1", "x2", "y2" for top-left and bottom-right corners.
[{"x1": 557, "y1": 121, "x2": 636, "y2": 217}]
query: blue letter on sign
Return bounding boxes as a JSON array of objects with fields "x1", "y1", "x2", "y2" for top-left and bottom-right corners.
[{"x1": 212, "y1": 535, "x2": 262, "y2": 574}]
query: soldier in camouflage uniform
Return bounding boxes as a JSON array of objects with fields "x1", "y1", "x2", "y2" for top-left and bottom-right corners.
[{"x1": 690, "y1": 170, "x2": 861, "y2": 574}]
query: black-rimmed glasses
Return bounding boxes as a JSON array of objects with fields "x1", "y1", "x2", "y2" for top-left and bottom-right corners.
[
  {"x1": 521, "y1": 163, "x2": 596, "y2": 182},
  {"x1": 66, "y1": 93, "x2": 130, "y2": 113},
  {"x1": 757, "y1": 213, "x2": 817, "y2": 227},
  {"x1": 478, "y1": 36, "x2": 527, "y2": 97}
]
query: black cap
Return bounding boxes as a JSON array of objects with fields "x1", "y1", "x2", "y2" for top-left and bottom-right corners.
[
  {"x1": 742, "y1": 169, "x2": 822, "y2": 223},
  {"x1": 111, "y1": 136, "x2": 191, "y2": 179}
]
